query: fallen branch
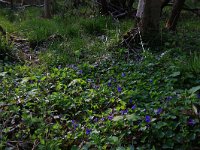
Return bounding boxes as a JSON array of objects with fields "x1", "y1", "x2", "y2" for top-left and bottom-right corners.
[{"x1": 17, "y1": 4, "x2": 44, "y2": 9}]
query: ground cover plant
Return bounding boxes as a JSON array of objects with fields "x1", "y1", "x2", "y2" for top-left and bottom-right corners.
[{"x1": 1, "y1": 1, "x2": 200, "y2": 150}]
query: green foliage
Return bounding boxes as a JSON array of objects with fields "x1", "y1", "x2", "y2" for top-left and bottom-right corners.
[
  {"x1": 19, "y1": 18, "x2": 60, "y2": 43},
  {"x1": 1, "y1": 3, "x2": 200, "y2": 150},
  {"x1": 81, "y1": 16, "x2": 112, "y2": 35},
  {"x1": 0, "y1": 35, "x2": 15, "y2": 61},
  {"x1": 1, "y1": 52, "x2": 200, "y2": 149},
  {"x1": 180, "y1": 52, "x2": 200, "y2": 75}
]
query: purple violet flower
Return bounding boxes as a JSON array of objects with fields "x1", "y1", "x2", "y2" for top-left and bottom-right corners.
[
  {"x1": 145, "y1": 115, "x2": 151, "y2": 123},
  {"x1": 72, "y1": 120, "x2": 78, "y2": 129},
  {"x1": 101, "y1": 118, "x2": 105, "y2": 121},
  {"x1": 94, "y1": 118, "x2": 98, "y2": 122},
  {"x1": 122, "y1": 72, "x2": 126, "y2": 77},
  {"x1": 87, "y1": 79, "x2": 92, "y2": 82},
  {"x1": 131, "y1": 105, "x2": 136, "y2": 110},
  {"x1": 77, "y1": 70, "x2": 83, "y2": 75},
  {"x1": 117, "y1": 86, "x2": 122, "y2": 93},
  {"x1": 120, "y1": 109, "x2": 128, "y2": 115},
  {"x1": 129, "y1": 98, "x2": 133, "y2": 103},
  {"x1": 156, "y1": 108, "x2": 162, "y2": 115},
  {"x1": 188, "y1": 118, "x2": 196, "y2": 126},
  {"x1": 166, "y1": 96, "x2": 172, "y2": 101},
  {"x1": 108, "y1": 115, "x2": 114, "y2": 120},
  {"x1": 58, "y1": 65, "x2": 61, "y2": 69},
  {"x1": 108, "y1": 82, "x2": 111, "y2": 87},
  {"x1": 86, "y1": 128, "x2": 92, "y2": 135}
]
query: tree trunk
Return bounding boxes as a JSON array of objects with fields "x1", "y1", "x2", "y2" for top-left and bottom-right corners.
[
  {"x1": 10, "y1": 0, "x2": 14, "y2": 9},
  {"x1": 166, "y1": 0, "x2": 185, "y2": 31},
  {"x1": 139, "y1": 0, "x2": 161, "y2": 38},
  {"x1": 136, "y1": 0, "x2": 144, "y2": 19},
  {"x1": 100, "y1": 0, "x2": 108, "y2": 14},
  {"x1": 44, "y1": 0, "x2": 52, "y2": 18}
]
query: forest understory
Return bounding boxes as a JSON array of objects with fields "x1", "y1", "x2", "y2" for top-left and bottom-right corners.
[{"x1": 1, "y1": 1, "x2": 200, "y2": 149}]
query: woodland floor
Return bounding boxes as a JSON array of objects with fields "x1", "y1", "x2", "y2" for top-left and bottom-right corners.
[{"x1": 1, "y1": 4, "x2": 200, "y2": 150}]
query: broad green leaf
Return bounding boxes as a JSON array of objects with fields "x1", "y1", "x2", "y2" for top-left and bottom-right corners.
[
  {"x1": 116, "y1": 146, "x2": 125, "y2": 150},
  {"x1": 27, "y1": 89, "x2": 38, "y2": 96},
  {"x1": 126, "y1": 114, "x2": 139, "y2": 121},
  {"x1": 68, "y1": 78, "x2": 86, "y2": 87},
  {"x1": 189, "y1": 85, "x2": 200, "y2": 94},
  {"x1": 170, "y1": 71, "x2": 180, "y2": 77},
  {"x1": 156, "y1": 122, "x2": 168, "y2": 129},
  {"x1": 21, "y1": 77, "x2": 30, "y2": 84},
  {"x1": 0, "y1": 72, "x2": 7, "y2": 77},
  {"x1": 109, "y1": 136, "x2": 119, "y2": 143},
  {"x1": 113, "y1": 116, "x2": 123, "y2": 122}
]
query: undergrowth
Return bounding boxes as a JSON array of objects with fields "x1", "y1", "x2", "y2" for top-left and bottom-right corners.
[{"x1": 0, "y1": 4, "x2": 200, "y2": 150}]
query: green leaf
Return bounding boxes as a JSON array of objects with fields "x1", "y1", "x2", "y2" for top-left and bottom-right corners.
[
  {"x1": 126, "y1": 114, "x2": 139, "y2": 121},
  {"x1": 189, "y1": 85, "x2": 200, "y2": 94},
  {"x1": 68, "y1": 78, "x2": 86, "y2": 87},
  {"x1": 113, "y1": 116, "x2": 123, "y2": 122},
  {"x1": 116, "y1": 146, "x2": 125, "y2": 150},
  {"x1": 0, "y1": 72, "x2": 7, "y2": 77},
  {"x1": 140, "y1": 126, "x2": 147, "y2": 131},
  {"x1": 156, "y1": 122, "x2": 168, "y2": 129},
  {"x1": 21, "y1": 77, "x2": 30, "y2": 84},
  {"x1": 170, "y1": 71, "x2": 180, "y2": 77},
  {"x1": 162, "y1": 140, "x2": 174, "y2": 149},
  {"x1": 109, "y1": 136, "x2": 119, "y2": 143},
  {"x1": 40, "y1": 138, "x2": 45, "y2": 145},
  {"x1": 27, "y1": 89, "x2": 38, "y2": 96},
  {"x1": 71, "y1": 145, "x2": 79, "y2": 150}
]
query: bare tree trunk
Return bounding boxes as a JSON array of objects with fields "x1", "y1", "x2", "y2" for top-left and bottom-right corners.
[
  {"x1": 10, "y1": 0, "x2": 14, "y2": 9},
  {"x1": 139, "y1": 0, "x2": 161, "y2": 38},
  {"x1": 136, "y1": 0, "x2": 144, "y2": 19},
  {"x1": 166, "y1": 0, "x2": 185, "y2": 31},
  {"x1": 100, "y1": 0, "x2": 108, "y2": 14},
  {"x1": 44, "y1": 0, "x2": 52, "y2": 18},
  {"x1": 124, "y1": 0, "x2": 161, "y2": 46}
]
